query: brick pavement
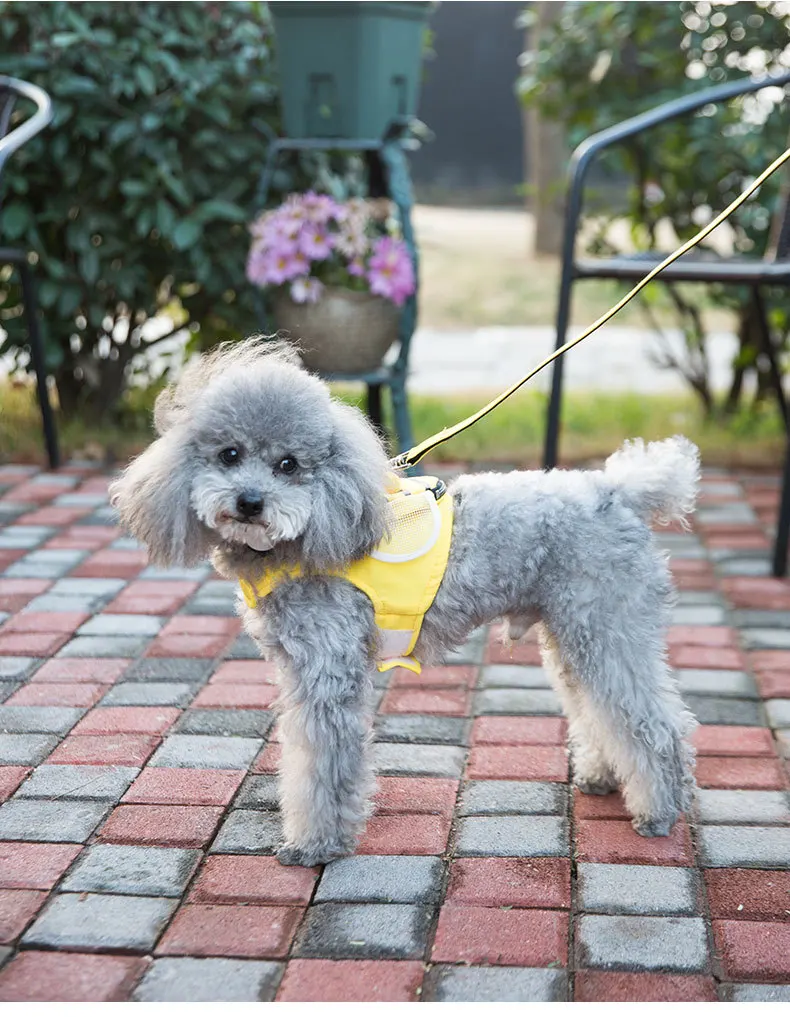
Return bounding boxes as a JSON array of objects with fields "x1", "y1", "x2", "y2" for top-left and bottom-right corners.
[{"x1": 0, "y1": 461, "x2": 788, "y2": 1001}]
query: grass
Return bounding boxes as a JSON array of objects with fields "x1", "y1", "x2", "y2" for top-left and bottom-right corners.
[{"x1": 2, "y1": 379, "x2": 785, "y2": 472}]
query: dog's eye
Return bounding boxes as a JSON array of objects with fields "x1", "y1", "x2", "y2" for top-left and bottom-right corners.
[
  {"x1": 277, "y1": 457, "x2": 298, "y2": 475},
  {"x1": 219, "y1": 447, "x2": 241, "y2": 467}
]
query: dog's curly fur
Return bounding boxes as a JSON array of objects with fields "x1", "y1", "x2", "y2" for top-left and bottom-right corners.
[{"x1": 110, "y1": 337, "x2": 700, "y2": 866}]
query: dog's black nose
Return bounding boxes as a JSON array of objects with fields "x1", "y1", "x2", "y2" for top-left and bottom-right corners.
[{"x1": 236, "y1": 492, "x2": 264, "y2": 519}]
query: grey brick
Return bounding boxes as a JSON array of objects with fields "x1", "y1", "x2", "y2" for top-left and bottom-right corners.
[
  {"x1": 442, "y1": 629, "x2": 486, "y2": 666},
  {"x1": 374, "y1": 715, "x2": 468, "y2": 745},
  {"x1": 122, "y1": 658, "x2": 213, "y2": 683},
  {"x1": 80, "y1": 507, "x2": 119, "y2": 525},
  {"x1": 676, "y1": 670, "x2": 757, "y2": 698},
  {"x1": 49, "y1": 577, "x2": 126, "y2": 599},
  {"x1": 134, "y1": 958, "x2": 284, "y2": 1002},
  {"x1": 700, "y1": 480, "x2": 742, "y2": 497},
  {"x1": 424, "y1": 966, "x2": 567, "y2": 1003},
  {"x1": 0, "y1": 799, "x2": 109, "y2": 841},
  {"x1": 576, "y1": 914, "x2": 708, "y2": 972},
  {"x1": 210, "y1": 810, "x2": 281, "y2": 854},
  {"x1": 459, "y1": 781, "x2": 566, "y2": 816},
  {"x1": 23, "y1": 893, "x2": 176, "y2": 951},
  {"x1": 0, "y1": 526, "x2": 54, "y2": 549},
  {"x1": 475, "y1": 688, "x2": 561, "y2": 715},
  {"x1": 741, "y1": 627, "x2": 790, "y2": 650},
  {"x1": 24, "y1": 595, "x2": 101, "y2": 613},
  {"x1": 235, "y1": 775, "x2": 279, "y2": 811},
  {"x1": 224, "y1": 634, "x2": 260, "y2": 659},
  {"x1": 671, "y1": 605, "x2": 727, "y2": 626},
  {"x1": 0, "y1": 706, "x2": 84, "y2": 734},
  {"x1": 4, "y1": 549, "x2": 87, "y2": 579},
  {"x1": 182, "y1": 597, "x2": 238, "y2": 618},
  {"x1": 14, "y1": 764, "x2": 139, "y2": 801},
  {"x1": 55, "y1": 492, "x2": 107, "y2": 507},
  {"x1": 685, "y1": 696, "x2": 764, "y2": 726},
  {"x1": 577, "y1": 863, "x2": 699, "y2": 916},
  {"x1": 175, "y1": 709, "x2": 274, "y2": 739},
  {"x1": 697, "y1": 503, "x2": 756, "y2": 525},
  {"x1": 109, "y1": 537, "x2": 145, "y2": 551},
  {"x1": 79, "y1": 614, "x2": 165, "y2": 636},
  {"x1": 723, "y1": 984, "x2": 790, "y2": 1002},
  {"x1": 698, "y1": 825, "x2": 790, "y2": 867},
  {"x1": 456, "y1": 815, "x2": 567, "y2": 856},
  {"x1": 149, "y1": 734, "x2": 262, "y2": 769},
  {"x1": 372, "y1": 742, "x2": 465, "y2": 778},
  {"x1": 294, "y1": 903, "x2": 432, "y2": 959},
  {"x1": 30, "y1": 472, "x2": 78, "y2": 487},
  {"x1": 696, "y1": 789, "x2": 790, "y2": 825},
  {"x1": 716, "y1": 556, "x2": 770, "y2": 577},
  {"x1": 0, "y1": 504, "x2": 34, "y2": 526},
  {"x1": 100, "y1": 683, "x2": 197, "y2": 708},
  {"x1": 199, "y1": 580, "x2": 238, "y2": 599},
  {"x1": 315, "y1": 855, "x2": 443, "y2": 904},
  {"x1": 0, "y1": 658, "x2": 38, "y2": 681},
  {"x1": 481, "y1": 666, "x2": 550, "y2": 688},
  {"x1": 58, "y1": 635, "x2": 151, "y2": 658},
  {"x1": 62, "y1": 843, "x2": 199, "y2": 896},
  {"x1": 733, "y1": 609, "x2": 790, "y2": 630},
  {"x1": 766, "y1": 699, "x2": 790, "y2": 727},
  {"x1": 0, "y1": 733, "x2": 59, "y2": 765},
  {"x1": 677, "y1": 591, "x2": 724, "y2": 606},
  {"x1": 0, "y1": 684, "x2": 19, "y2": 704},
  {"x1": 139, "y1": 565, "x2": 211, "y2": 581}
]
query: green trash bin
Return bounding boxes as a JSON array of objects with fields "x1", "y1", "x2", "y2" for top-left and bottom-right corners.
[{"x1": 269, "y1": 1, "x2": 433, "y2": 139}]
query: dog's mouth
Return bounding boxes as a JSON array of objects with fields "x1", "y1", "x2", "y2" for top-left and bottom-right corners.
[{"x1": 216, "y1": 514, "x2": 275, "y2": 552}]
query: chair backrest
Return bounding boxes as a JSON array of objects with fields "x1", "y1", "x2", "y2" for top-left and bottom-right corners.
[{"x1": 0, "y1": 75, "x2": 52, "y2": 182}]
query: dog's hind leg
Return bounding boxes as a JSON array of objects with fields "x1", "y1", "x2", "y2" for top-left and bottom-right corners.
[{"x1": 538, "y1": 625, "x2": 618, "y2": 795}]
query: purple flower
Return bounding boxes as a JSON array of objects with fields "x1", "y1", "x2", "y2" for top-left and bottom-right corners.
[
  {"x1": 290, "y1": 276, "x2": 324, "y2": 304},
  {"x1": 298, "y1": 224, "x2": 334, "y2": 260},
  {"x1": 301, "y1": 191, "x2": 339, "y2": 223},
  {"x1": 367, "y1": 236, "x2": 415, "y2": 306},
  {"x1": 348, "y1": 257, "x2": 366, "y2": 277}
]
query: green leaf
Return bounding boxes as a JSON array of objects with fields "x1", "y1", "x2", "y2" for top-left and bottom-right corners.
[
  {"x1": 50, "y1": 31, "x2": 81, "y2": 47},
  {"x1": 1, "y1": 203, "x2": 30, "y2": 240},
  {"x1": 195, "y1": 199, "x2": 247, "y2": 224},
  {"x1": 134, "y1": 64, "x2": 157, "y2": 97},
  {"x1": 120, "y1": 179, "x2": 149, "y2": 198},
  {"x1": 172, "y1": 218, "x2": 202, "y2": 250},
  {"x1": 79, "y1": 249, "x2": 100, "y2": 285}
]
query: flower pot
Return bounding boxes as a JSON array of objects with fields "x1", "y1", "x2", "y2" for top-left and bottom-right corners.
[
  {"x1": 272, "y1": 287, "x2": 400, "y2": 374},
  {"x1": 269, "y1": 1, "x2": 433, "y2": 139}
]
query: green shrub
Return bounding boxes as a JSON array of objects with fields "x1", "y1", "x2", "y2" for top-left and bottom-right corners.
[{"x1": 0, "y1": 1, "x2": 278, "y2": 420}]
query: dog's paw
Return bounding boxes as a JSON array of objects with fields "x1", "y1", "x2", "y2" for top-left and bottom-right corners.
[
  {"x1": 631, "y1": 815, "x2": 675, "y2": 838},
  {"x1": 575, "y1": 778, "x2": 619, "y2": 796},
  {"x1": 276, "y1": 842, "x2": 351, "y2": 867}
]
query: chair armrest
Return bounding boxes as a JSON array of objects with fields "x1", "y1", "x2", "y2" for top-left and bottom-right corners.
[{"x1": 0, "y1": 75, "x2": 53, "y2": 178}]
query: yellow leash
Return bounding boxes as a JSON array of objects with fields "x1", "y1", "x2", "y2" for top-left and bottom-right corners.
[{"x1": 390, "y1": 144, "x2": 790, "y2": 471}]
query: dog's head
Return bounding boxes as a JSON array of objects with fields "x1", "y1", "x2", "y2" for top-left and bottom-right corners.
[{"x1": 109, "y1": 338, "x2": 391, "y2": 572}]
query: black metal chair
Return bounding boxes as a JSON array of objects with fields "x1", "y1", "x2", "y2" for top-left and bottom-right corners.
[
  {"x1": 542, "y1": 72, "x2": 790, "y2": 577},
  {"x1": 0, "y1": 74, "x2": 59, "y2": 469}
]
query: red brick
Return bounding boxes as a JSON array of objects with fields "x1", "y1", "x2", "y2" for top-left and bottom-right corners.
[
  {"x1": 705, "y1": 533, "x2": 769, "y2": 550},
  {"x1": 713, "y1": 919, "x2": 790, "y2": 981},
  {"x1": 277, "y1": 960, "x2": 424, "y2": 1002},
  {"x1": 209, "y1": 660, "x2": 278, "y2": 684},
  {"x1": 471, "y1": 716, "x2": 567, "y2": 746},
  {"x1": 0, "y1": 842, "x2": 82, "y2": 889},
  {"x1": 667, "y1": 626, "x2": 737, "y2": 647},
  {"x1": 575, "y1": 819, "x2": 694, "y2": 865},
  {"x1": 672, "y1": 572, "x2": 716, "y2": 592},
  {"x1": 380, "y1": 686, "x2": 470, "y2": 716},
  {"x1": 71, "y1": 706, "x2": 180, "y2": 736},
  {"x1": 251, "y1": 743, "x2": 282, "y2": 773},
  {"x1": 6, "y1": 682, "x2": 105, "y2": 707},
  {"x1": 0, "y1": 951, "x2": 147, "y2": 1002},
  {"x1": 466, "y1": 744, "x2": 568, "y2": 781},
  {"x1": 161, "y1": 616, "x2": 242, "y2": 637},
  {"x1": 45, "y1": 525, "x2": 118, "y2": 551},
  {"x1": 189, "y1": 855, "x2": 318, "y2": 905},
  {"x1": 0, "y1": 611, "x2": 88, "y2": 634},
  {"x1": 47, "y1": 734, "x2": 159, "y2": 766},
  {"x1": 191, "y1": 684, "x2": 278, "y2": 709},
  {"x1": 389, "y1": 665, "x2": 478, "y2": 689},
  {"x1": 0, "y1": 767, "x2": 30, "y2": 802},
  {"x1": 721, "y1": 577, "x2": 790, "y2": 610},
  {"x1": 756, "y1": 672, "x2": 790, "y2": 698},
  {"x1": 696, "y1": 756, "x2": 787, "y2": 790},
  {"x1": 705, "y1": 869, "x2": 790, "y2": 922},
  {"x1": 572, "y1": 790, "x2": 630, "y2": 821},
  {"x1": 15, "y1": 506, "x2": 91, "y2": 526},
  {"x1": 750, "y1": 649, "x2": 790, "y2": 676},
  {"x1": 0, "y1": 631, "x2": 70, "y2": 657},
  {"x1": 122, "y1": 767, "x2": 244, "y2": 806},
  {"x1": 445, "y1": 857, "x2": 571, "y2": 909},
  {"x1": 486, "y1": 640, "x2": 543, "y2": 666},
  {"x1": 357, "y1": 813, "x2": 451, "y2": 855},
  {"x1": 145, "y1": 633, "x2": 235, "y2": 658},
  {"x1": 693, "y1": 725, "x2": 776, "y2": 757},
  {"x1": 0, "y1": 889, "x2": 48, "y2": 943},
  {"x1": 432, "y1": 905, "x2": 568, "y2": 966},
  {"x1": 98, "y1": 805, "x2": 223, "y2": 848},
  {"x1": 372, "y1": 777, "x2": 458, "y2": 816},
  {"x1": 156, "y1": 904, "x2": 302, "y2": 958},
  {"x1": 0, "y1": 579, "x2": 51, "y2": 613},
  {"x1": 106, "y1": 580, "x2": 198, "y2": 615},
  {"x1": 669, "y1": 645, "x2": 745, "y2": 670},
  {"x1": 0, "y1": 550, "x2": 23, "y2": 570},
  {"x1": 574, "y1": 971, "x2": 717, "y2": 1002},
  {"x1": 72, "y1": 550, "x2": 148, "y2": 579},
  {"x1": 5, "y1": 483, "x2": 64, "y2": 503},
  {"x1": 30, "y1": 658, "x2": 129, "y2": 684}
]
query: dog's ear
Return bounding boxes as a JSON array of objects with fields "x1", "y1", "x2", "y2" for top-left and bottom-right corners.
[
  {"x1": 302, "y1": 401, "x2": 390, "y2": 569},
  {"x1": 109, "y1": 425, "x2": 212, "y2": 567}
]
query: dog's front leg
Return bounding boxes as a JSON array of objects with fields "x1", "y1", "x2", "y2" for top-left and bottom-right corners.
[{"x1": 266, "y1": 580, "x2": 377, "y2": 867}]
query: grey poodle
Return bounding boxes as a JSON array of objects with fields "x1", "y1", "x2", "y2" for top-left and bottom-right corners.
[{"x1": 110, "y1": 337, "x2": 700, "y2": 866}]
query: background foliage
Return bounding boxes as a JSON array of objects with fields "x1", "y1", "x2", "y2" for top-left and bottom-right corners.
[
  {"x1": 519, "y1": 0, "x2": 790, "y2": 416},
  {"x1": 0, "y1": 1, "x2": 278, "y2": 420}
]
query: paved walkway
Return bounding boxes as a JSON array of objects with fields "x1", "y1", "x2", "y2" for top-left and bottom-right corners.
[{"x1": 0, "y1": 461, "x2": 788, "y2": 1002}]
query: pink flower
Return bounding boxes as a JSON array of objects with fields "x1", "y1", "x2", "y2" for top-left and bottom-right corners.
[
  {"x1": 301, "y1": 191, "x2": 339, "y2": 223},
  {"x1": 298, "y1": 224, "x2": 334, "y2": 260},
  {"x1": 367, "y1": 236, "x2": 415, "y2": 306},
  {"x1": 290, "y1": 276, "x2": 324, "y2": 304},
  {"x1": 257, "y1": 249, "x2": 310, "y2": 286},
  {"x1": 348, "y1": 258, "x2": 366, "y2": 277}
]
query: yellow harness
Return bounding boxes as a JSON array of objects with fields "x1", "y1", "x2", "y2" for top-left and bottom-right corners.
[{"x1": 238, "y1": 475, "x2": 453, "y2": 673}]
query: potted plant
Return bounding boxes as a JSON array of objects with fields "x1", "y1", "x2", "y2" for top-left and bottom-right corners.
[{"x1": 246, "y1": 192, "x2": 416, "y2": 374}]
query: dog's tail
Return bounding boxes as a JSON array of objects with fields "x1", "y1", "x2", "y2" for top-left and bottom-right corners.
[{"x1": 604, "y1": 436, "x2": 700, "y2": 527}]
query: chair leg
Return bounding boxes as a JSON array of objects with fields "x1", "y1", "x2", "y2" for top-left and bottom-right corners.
[
  {"x1": 367, "y1": 383, "x2": 384, "y2": 435},
  {"x1": 752, "y1": 287, "x2": 788, "y2": 427},
  {"x1": 18, "y1": 261, "x2": 60, "y2": 470},
  {"x1": 542, "y1": 270, "x2": 574, "y2": 469},
  {"x1": 773, "y1": 436, "x2": 790, "y2": 578}
]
